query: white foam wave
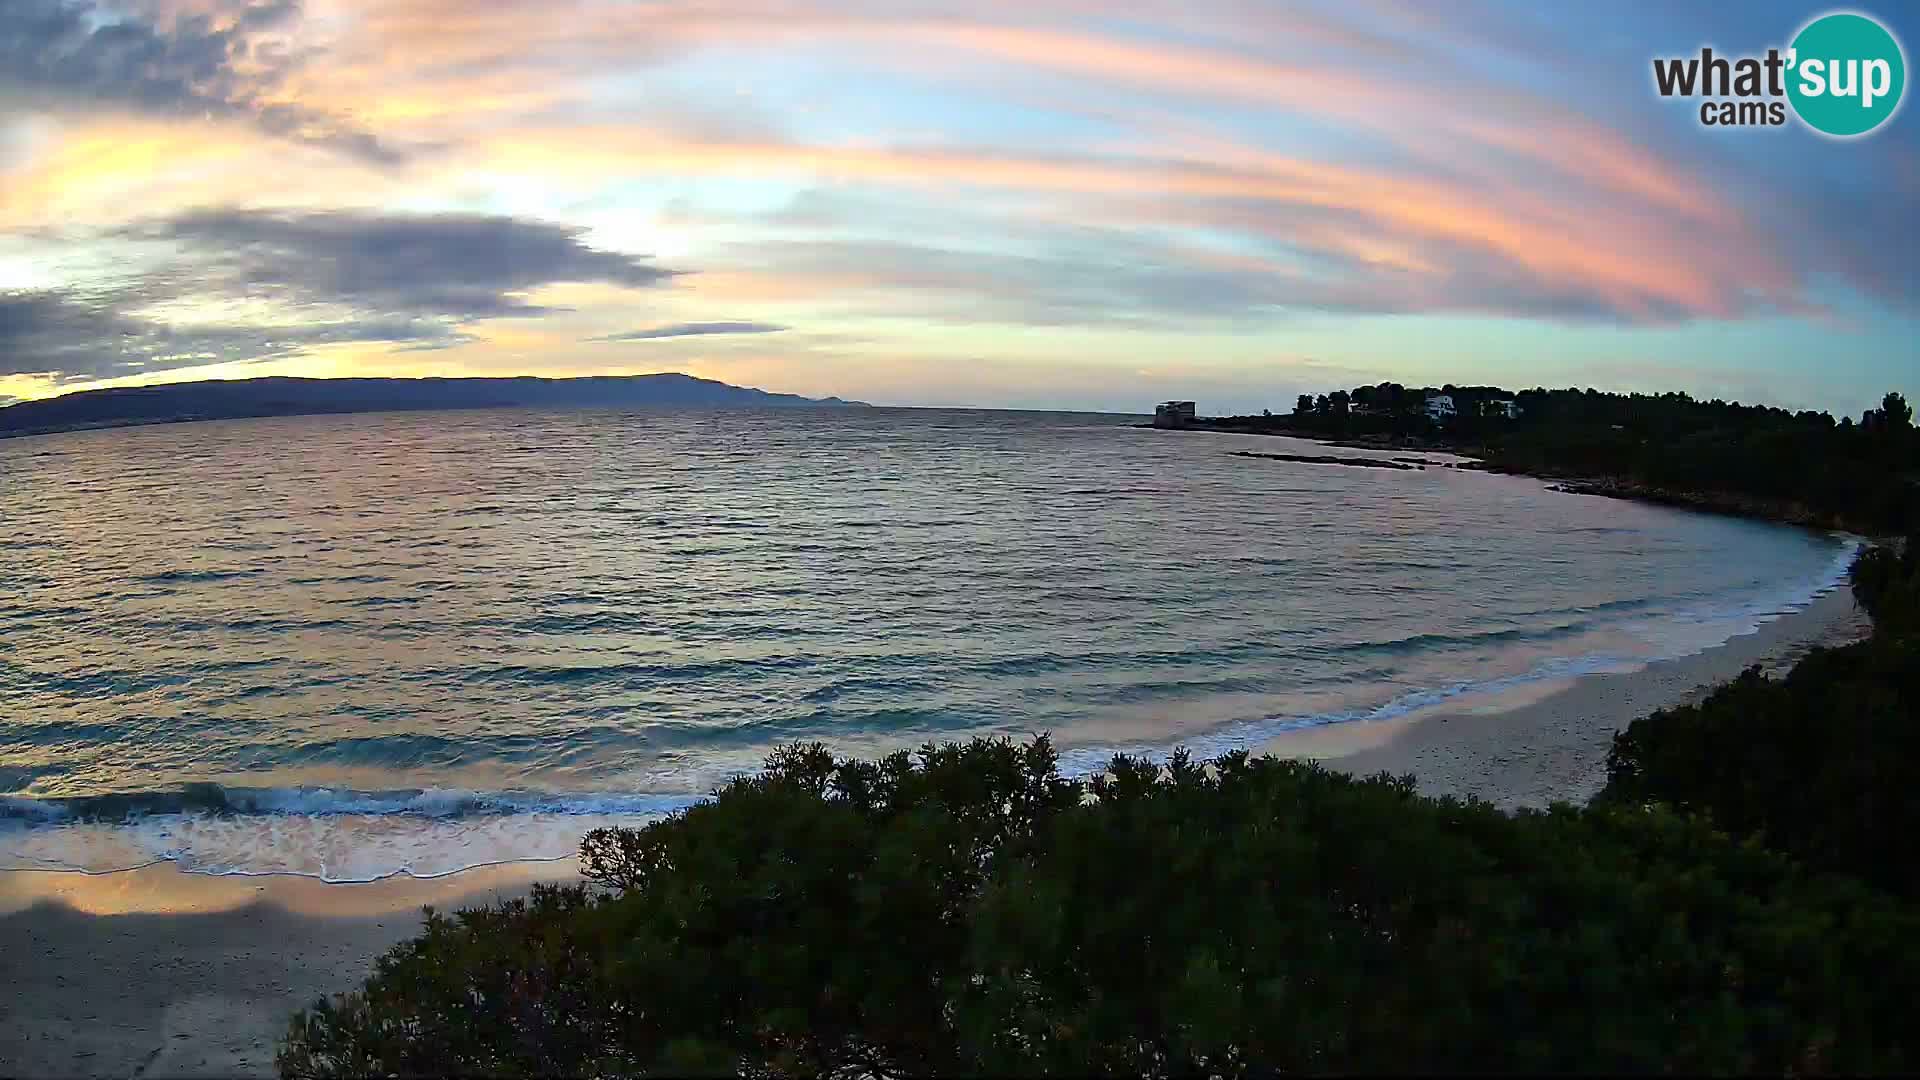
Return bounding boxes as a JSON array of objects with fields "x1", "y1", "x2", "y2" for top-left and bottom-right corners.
[
  {"x1": 1056, "y1": 532, "x2": 1862, "y2": 776},
  {"x1": 0, "y1": 792, "x2": 701, "y2": 882}
]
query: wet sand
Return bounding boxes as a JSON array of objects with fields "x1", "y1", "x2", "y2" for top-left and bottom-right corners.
[
  {"x1": 1261, "y1": 588, "x2": 1871, "y2": 807},
  {"x1": 0, "y1": 861, "x2": 576, "y2": 1079}
]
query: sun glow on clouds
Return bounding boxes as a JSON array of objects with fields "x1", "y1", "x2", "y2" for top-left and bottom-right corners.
[{"x1": 1, "y1": 0, "x2": 1913, "y2": 414}]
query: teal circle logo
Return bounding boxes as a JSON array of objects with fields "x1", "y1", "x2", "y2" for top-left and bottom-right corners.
[{"x1": 1787, "y1": 12, "x2": 1906, "y2": 137}]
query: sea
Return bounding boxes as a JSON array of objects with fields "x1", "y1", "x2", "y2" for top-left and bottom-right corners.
[{"x1": 0, "y1": 407, "x2": 1857, "y2": 881}]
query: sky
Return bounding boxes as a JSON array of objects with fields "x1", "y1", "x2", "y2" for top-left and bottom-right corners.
[{"x1": 0, "y1": 0, "x2": 1914, "y2": 416}]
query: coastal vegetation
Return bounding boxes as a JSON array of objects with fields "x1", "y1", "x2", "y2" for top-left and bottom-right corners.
[
  {"x1": 1602, "y1": 536, "x2": 1920, "y2": 899},
  {"x1": 1207, "y1": 385, "x2": 1919, "y2": 534}
]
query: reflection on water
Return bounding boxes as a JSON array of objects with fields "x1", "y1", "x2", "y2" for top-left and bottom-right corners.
[
  {"x1": 0, "y1": 407, "x2": 1851, "y2": 878},
  {"x1": 0, "y1": 859, "x2": 576, "y2": 918}
]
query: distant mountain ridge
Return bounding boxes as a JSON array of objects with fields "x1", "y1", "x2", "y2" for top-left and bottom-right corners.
[{"x1": 0, "y1": 374, "x2": 869, "y2": 439}]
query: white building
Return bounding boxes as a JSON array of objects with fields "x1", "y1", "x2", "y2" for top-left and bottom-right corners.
[
  {"x1": 1153, "y1": 400, "x2": 1197, "y2": 428},
  {"x1": 1481, "y1": 398, "x2": 1521, "y2": 419},
  {"x1": 1424, "y1": 394, "x2": 1457, "y2": 420}
]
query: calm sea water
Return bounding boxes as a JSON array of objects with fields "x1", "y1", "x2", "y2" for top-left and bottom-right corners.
[{"x1": 0, "y1": 407, "x2": 1853, "y2": 880}]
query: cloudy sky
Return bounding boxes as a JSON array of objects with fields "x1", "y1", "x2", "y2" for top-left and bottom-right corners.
[{"x1": 1, "y1": 0, "x2": 1914, "y2": 415}]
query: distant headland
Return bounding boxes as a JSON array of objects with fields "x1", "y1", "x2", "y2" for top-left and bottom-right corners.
[
  {"x1": 0, "y1": 374, "x2": 869, "y2": 440},
  {"x1": 1145, "y1": 383, "x2": 1918, "y2": 537}
]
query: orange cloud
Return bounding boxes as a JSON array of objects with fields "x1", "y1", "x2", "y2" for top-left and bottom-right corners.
[
  {"x1": 262, "y1": 4, "x2": 1740, "y2": 237},
  {"x1": 0, "y1": 117, "x2": 402, "y2": 227},
  {"x1": 462, "y1": 127, "x2": 1781, "y2": 319}
]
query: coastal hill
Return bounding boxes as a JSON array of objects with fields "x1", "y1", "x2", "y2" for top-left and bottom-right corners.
[{"x1": 0, "y1": 373, "x2": 868, "y2": 440}]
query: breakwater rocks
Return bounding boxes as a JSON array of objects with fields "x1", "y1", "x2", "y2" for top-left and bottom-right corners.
[
  {"x1": 1229, "y1": 451, "x2": 1425, "y2": 470},
  {"x1": 1540, "y1": 477, "x2": 1859, "y2": 531}
]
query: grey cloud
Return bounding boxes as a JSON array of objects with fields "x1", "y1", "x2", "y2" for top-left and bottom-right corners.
[
  {"x1": 231, "y1": 0, "x2": 302, "y2": 31},
  {"x1": 590, "y1": 321, "x2": 787, "y2": 341},
  {"x1": 127, "y1": 208, "x2": 676, "y2": 318},
  {"x1": 3, "y1": 208, "x2": 677, "y2": 382},
  {"x1": 0, "y1": 0, "x2": 403, "y2": 163},
  {"x1": 713, "y1": 234, "x2": 1301, "y2": 328},
  {"x1": 0, "y1": 287, "x2": 460, "y2": 381},
  {"x1": 0, "y1": 291, "x2": 144, "y2": 376}
]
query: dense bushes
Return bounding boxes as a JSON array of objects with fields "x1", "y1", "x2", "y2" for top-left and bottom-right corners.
[
  {"x1": 1850, "y1": 536, "x2": 1920, "y2": 635},
  {"x1": 281, "y1": 738, "x2": 1920, "y2": 1076},
  {"x1": 1602, "y1": 538, "x2": 1920, "y2": 898},
  {"x1": 1602, "y1": 634, "x2": 1920, "y2": 898}
]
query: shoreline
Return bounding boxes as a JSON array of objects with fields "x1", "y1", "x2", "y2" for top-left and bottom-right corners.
[
  {"x1": 1154, "y1": 421, "x2": 1891, "y2": 536},
  {"x1": 1259, "y1": 587, "x2": 1871, "y2": 808}
]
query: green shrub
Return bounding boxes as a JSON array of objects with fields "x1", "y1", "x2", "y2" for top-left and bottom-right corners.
[
  {"x1": 1603, "y1": 636, "x2": 1919, "y2": 899},
  {"x1": 1850, "y1": 536, "x2": 1920, "y2": 635},
  {"x1": 281, "y1": 738, "x2": 1918, "y2": 1076},
  {"x1": 1602, "y1": 541, "x2": 1920, "y2": 899}
]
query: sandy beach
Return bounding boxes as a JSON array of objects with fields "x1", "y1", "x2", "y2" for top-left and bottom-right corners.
[
  {"x1": 1262, "y1": 587, "x2": 1872, "y2": 808},
  {"x1": 0, "y1": 861, "x2": 577, "y2": 1079},
  {"x1": 1, "y1": 589, "x2": 1872, "y2": 1079}
]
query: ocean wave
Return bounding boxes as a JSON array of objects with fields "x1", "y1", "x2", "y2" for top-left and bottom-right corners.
[
  {"x1": 1053, "y1": 536, "x2": 1863, "y2": 778},
  {"x1": 2, "y1": 534, "x2": 1863, "y2": 883},
  {"x1": 1050, "y1": 649, "x2": 1647, "y2": 779},
  {"x1": 0, "y1": 568, "x2": 1853, "y2": 885},
  {"x1": 1615, "y1": 535, "x2": 1860, "y2": 652},
  {"x1": 0, "y1": 784, "x2": 695, "y2": 823},
  {"x1": 457, "y1": 654, "x2": 818, "y2": 686},
  {"x1": 135, "y1": 568, "x2": 261, "y2": 584},
  {"x1": 0, "y1": 786, "x2": 704, "y2": 881}
]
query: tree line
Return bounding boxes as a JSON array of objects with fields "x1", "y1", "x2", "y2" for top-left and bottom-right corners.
[{"x1": 1224, "y1": 384, "x2": 1919, "y2": 534}]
